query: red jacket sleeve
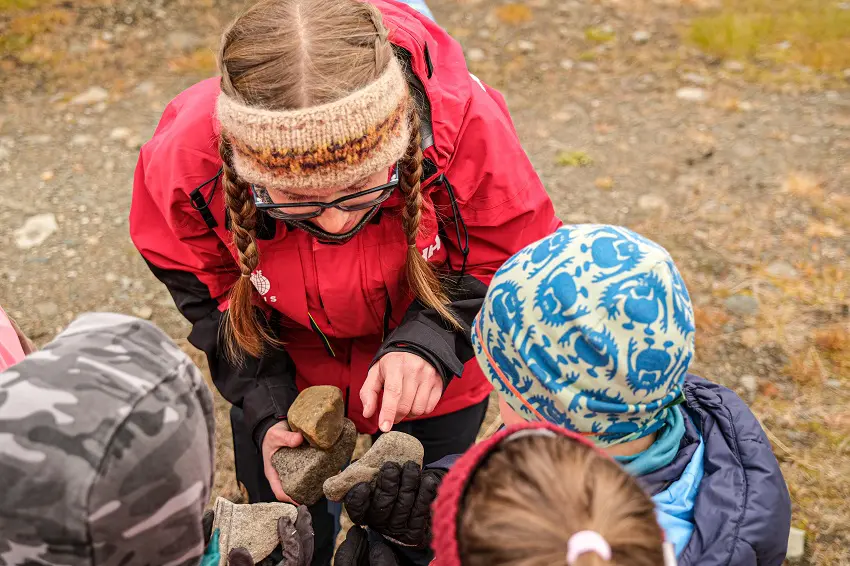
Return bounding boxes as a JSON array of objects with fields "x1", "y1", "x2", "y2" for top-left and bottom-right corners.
[
  {"x1": 376, "y1": 74, "x2": 561, "y2": 379},
  {"x1": 129, "y1": 142, "x2": 298, "y2": 448}
]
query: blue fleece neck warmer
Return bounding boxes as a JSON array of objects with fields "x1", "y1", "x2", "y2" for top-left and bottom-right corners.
[{"x1": 472, "y1": 225, "x2": 696, "y2": 446}]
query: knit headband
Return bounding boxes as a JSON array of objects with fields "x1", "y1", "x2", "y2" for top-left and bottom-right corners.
[{"x1": 216, "y1": 58, "x2": 411, "y2": 196}]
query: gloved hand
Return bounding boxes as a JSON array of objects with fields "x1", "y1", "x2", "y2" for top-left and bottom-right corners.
[
  {"x1": 334, "y1": 526, "x2": 401, "y2": 566},
  {"x1": 343, "y1": 461, "x2": 446, "y2": 548},
  {"x1": 202, "y1": 505, "x2": 314, "y2": 566}
]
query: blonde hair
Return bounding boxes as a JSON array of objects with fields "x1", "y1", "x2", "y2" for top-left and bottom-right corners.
[
  {"x1": 459, "y1": 435, "x2": 665, "y2": 566},
  {"x1": 216, "y1": 0, "x2": 459, "y2": 360}
]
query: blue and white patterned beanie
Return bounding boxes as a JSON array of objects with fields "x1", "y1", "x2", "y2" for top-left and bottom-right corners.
[{"x1": 472, "y1": 225, "x2": 696, "y2": 447}]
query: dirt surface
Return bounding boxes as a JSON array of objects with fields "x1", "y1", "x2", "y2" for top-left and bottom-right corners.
[{"x1": 1, "y1": 0, "x2": 847, "y2": 562}]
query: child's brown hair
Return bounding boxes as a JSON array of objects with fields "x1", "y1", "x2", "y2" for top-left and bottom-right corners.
[
  {"x1": 216, "y1": 0, "x2": 458, "y2": 360},
  {"x1": 458, "y1": 435, "x2": 665, "y2": 566}
]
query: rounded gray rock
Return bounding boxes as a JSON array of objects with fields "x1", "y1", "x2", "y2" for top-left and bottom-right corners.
[
  {"x1": 323, "y1": 431, "x2": 424, "y2": 502},
  {"x1": 272, "y1": 418, "x2": 357, "y2": 506}
]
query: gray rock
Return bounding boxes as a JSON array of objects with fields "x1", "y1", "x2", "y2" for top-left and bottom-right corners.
[
  {"x1": 70, "y1": 86, "x2": 109, "y2": 105},
  {"x1": 517, "y1": 40, "x2": 535, "y2": 53},
  {"x1": 682, "y1": 72, "x2": 708, "y2": 85},
  {"x1": 786, "y1": 527, "x2": 805, "y2": 561},
  {"x1": 272, "y1": 419, "x2": 357, "y2": 506},
  {"x1": 133, "y1": 306, "x2": 153, "y2": 320},
  {"x1": 676, "y1": 87, "x2": 708, "y2": 102},
  {"x1": 287, "y1": 385, "x2": 344, "y2": 449},
  {"x1": 109, "y1": 127, "x2": 132, "y2": 140},
  {"x1": 211, "y1": 497, "x2": 296, "y2": 566},
  {"x1": 71, "y1": 134, "x2": 95, "y2": 146},
  {"x1": 14, "y1": 214, "x2": 58, "y2": 249},
  {"x1": 35, "y1": 302, "x2": 59, "y2": 317},
  {"x1": 725, "y1": 294, "x2": 760, "y2": 317},
  {"x1": 739, "y1": 375, "x2": 758, "y2": 403},
  {"x1": 324, "y1": 431, "x2": 424, "y2": 502},
  {"x1": 167, "y1": 31, "x2": 203, "y2": 53},
  {"x1": 466, "y1": 48, "x2": 486, "y2": 62},
  {"x1": 637, "y1": 194, "x2": 669, "y2": 214},
  {"x1": 766, "y1": 261, "x2": 799, "y2": 279},
  {"x1": 631, "y1": 30, "x2": 651, "y2": 44}
]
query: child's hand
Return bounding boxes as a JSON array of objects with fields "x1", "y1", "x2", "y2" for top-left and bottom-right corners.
[
  {"x1": 343, "y1": 461, "x2": 445, "y2": 548},
  {"x1": 334, "y1": 526, "x2": 400, "y2": 566},
  {"x1": 361, "y1": 352, "x2": 443, "y2": 432},
  {"x1": 228, "y1": 506, "x2": 314, "y2": 566}
]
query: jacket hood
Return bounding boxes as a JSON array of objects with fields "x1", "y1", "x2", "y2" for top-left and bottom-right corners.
[
  {"x1": 0, "y1": 313, "x2": 215, "y2": 566},
  {"x1": 670, "y1": 375, "x2": 791, "y2": 566}
]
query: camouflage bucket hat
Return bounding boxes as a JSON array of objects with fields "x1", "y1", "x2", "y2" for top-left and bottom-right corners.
[{"x1": 0, "y1": 313, "x2": 215, "y2": 566}]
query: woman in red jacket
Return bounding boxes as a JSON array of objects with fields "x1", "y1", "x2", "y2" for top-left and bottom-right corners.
[{"x1": 130, "y1": 0, "x2": 559, "y2": 561}]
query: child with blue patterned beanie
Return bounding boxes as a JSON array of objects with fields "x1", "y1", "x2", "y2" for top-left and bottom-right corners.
[{"x1": 468, "y1": 224, "x2": 791, "y2": 566}]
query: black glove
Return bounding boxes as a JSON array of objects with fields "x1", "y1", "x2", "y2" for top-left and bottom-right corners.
[
  {"x1": 344, "y1": 461, "x2": 446, "y2": 548},
  {"x1": 204, "y1": 506, "x2": 314, "y2": 566},
  {"x1": 334, "y1": 526, "x2": 401, "y2": 566}
]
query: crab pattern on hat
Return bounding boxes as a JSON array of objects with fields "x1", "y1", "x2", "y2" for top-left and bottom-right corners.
[{"x1": 472, "y1": 225, "x2": 695, "y2": 446}]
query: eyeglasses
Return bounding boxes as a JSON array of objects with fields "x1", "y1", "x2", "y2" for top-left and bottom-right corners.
[{"x1": 252, "y1": 165, "x2": 399, "y2": 221}]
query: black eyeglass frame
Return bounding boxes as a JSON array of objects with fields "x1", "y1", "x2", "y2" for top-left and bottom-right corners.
[{"x1": 251, "y1": 165, "x2": 400, "y2": 221}]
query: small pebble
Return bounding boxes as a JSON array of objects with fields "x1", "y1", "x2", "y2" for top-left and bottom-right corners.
[
  {"x1": 134, "y1": 306, "x2": 153, "y2": 320},
  {"x1": 766, "y1": 261, "x2": 799, "y2": 279},
  {"x1": 35, "y1": 302, "x2": 59, "y2": 317},
  {"x1": 466, "y1": 47, "x2": 486, "y2": 62},
  {"x1": 724, "y1": 294, "x2": 760, "y2": 317},
  {"x1": 40, "y1": 171, "x2": 55, "y2": 181},
  {"x1": 70, "y1": 86, "x2": 109, "y2": 105},
  {"x1": 724, "y1": 60, "x2": 745, "y2": 72},
  {"x1": 560, "y1": 59, "x2": 575, "y2": 70},
  {"x1": 739, "y1": 375, "x2": 758, "y2": 402},
  {"x1": 786, "y1": 527, "x2": 805, "y2": 561},
  {"x1": 517, "y1": 40, "x2": 535, "y2": 52},
  {"x1": 14, "y1": 214, "x2": 58, "y2": 249},
  {"x1": 71, "y1": 134, "x2": 95, "y2": 146},
  {"x1": 682, "y1": 72, "x2": 708, "y2": 85},
  {"x1": 631, "y1": 30, "x2": 651, "y2": 44},
  {"x1": 676, "y1": 87, "x2": 708, "y2": 102},
  {"x1": 110, "y1": 127, "x2": 132, "y2": 140}
]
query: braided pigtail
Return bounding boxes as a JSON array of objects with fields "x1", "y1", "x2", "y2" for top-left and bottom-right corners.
[
  {"x1": 220, "y1": 137, "x2": 278, "y2": 360},
  {"x1": 398, "y1": 109, "x2": 462, "y2": 330}
]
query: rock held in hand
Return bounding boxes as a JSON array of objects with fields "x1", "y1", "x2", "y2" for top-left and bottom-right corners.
[
  {"x1": 323, "y1": 431, "x2": 424, "y2": 502},
  {"x1": 211, "y1": 497, "x2": 296, "y2": 566},
  {"x1": 272, "y1": 418, "x2": 357, "y2": 506},
  {"x1": 287, "y1": 386, "x2": 344, "y2": 449}
]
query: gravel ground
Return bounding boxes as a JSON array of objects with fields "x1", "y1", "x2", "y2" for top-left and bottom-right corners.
[{"x1": 1, "y1": 0, "x2": 847, "y2": 562}]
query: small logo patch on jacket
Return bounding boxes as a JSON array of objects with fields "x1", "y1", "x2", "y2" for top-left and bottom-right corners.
[
  {"x1": 250, "y1": 270, "x2": 277, "y2": 303},
  {"x1": 421, "y1": 234, "x2": 442, "y2": 261}
]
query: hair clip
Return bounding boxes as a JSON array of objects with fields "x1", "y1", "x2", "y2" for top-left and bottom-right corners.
[{"x1": 566, "y1": 531, "x2": 611, "y2": 565}]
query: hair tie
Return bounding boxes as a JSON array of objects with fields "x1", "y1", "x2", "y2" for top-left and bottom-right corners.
[{"x1": 566, "y1": 531, "x2": 611, "y2": 565}]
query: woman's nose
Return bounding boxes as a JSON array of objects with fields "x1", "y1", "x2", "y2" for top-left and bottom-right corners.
[{"x1": 312, "y1": 208, "x2": 351, "y2": 234}]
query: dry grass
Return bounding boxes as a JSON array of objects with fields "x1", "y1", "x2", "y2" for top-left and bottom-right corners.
[{"x1": 688, "y1": 0, "x2": 850, "y2": 74}]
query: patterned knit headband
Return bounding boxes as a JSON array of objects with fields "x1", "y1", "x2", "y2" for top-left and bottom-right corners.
[{"x1": 216, "y1": 58, "x2": 411, "y2": 196}]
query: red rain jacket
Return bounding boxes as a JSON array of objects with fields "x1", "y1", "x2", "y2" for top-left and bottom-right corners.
[{"x1": 130, "y1": 0, "x2": 560, "y2": 443}]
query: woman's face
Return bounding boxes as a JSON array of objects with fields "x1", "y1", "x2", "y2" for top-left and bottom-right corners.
[{"x1": 265, "y1": 169, "x2": 391, "y2": 234}]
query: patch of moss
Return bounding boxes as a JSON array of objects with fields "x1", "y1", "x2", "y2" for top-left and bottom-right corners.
[
  {"x1": 585, "y1": 26, "x2": 616, "y2": 43},
  {"x1": 0, "y1": 9, "x2": 72, "y2": 55},
  {"x1": 555, "y1": 150, "x2": 593, "y2": 167},
  {"x1": 688, "y1": 0, "x2": 850, "y2": 73}
]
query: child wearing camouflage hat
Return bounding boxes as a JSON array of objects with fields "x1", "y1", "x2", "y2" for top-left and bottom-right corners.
[{"x1": 0, "y1": 313, "x2": 311, "y2": 566}]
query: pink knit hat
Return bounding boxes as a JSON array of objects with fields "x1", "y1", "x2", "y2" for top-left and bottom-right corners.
[
  {"x1": 430, "y1": 421, "x2": 603, "y2": 566},
  {"x1": 0, "y1": 305, "x2": 26, "y2": 371}
]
